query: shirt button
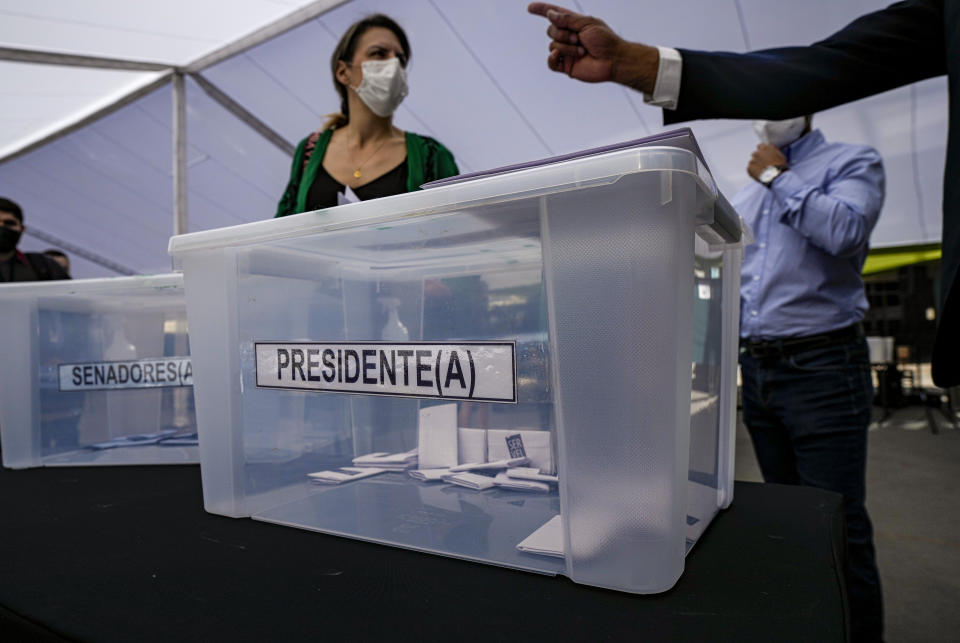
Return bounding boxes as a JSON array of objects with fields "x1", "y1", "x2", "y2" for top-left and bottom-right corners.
[
  {"x1": 759, "y1": 242, "x2": 767, "y2": 249},
  {"x1": 753, "y1": 275, "x2": 760, "y2": 281},
  {"x1": 763, "y1": 209, "x2": 770, "y2": 215},
  {"x1": 751, "y1": 310, "x2": 758, "y2": 316}
]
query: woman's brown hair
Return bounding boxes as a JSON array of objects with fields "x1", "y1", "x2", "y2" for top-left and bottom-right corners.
[{"x1": 322, "y1": 14, "x2": 411, "y2": 131}]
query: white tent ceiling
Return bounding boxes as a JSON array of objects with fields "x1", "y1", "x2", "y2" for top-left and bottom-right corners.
[{"x1": 0, "y1": 0, "x2": 948, "y2": 278}]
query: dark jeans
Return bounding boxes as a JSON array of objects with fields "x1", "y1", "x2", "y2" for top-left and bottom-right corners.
[{"x1": 740, "y1": 334, "x2": 883, "y2": 643}]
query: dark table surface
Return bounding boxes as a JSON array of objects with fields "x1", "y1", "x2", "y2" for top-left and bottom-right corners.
[{"x1": 0, "y1": 465, "x2": 846, "y2": 642}]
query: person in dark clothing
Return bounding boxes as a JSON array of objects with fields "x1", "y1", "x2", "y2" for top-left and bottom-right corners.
[
  {"x1": 0, "y1": 198, "x2": 70, "y2": 283},
  {"x1": 528, "y1": 0, "x2": 960, "y2": 394},
  {"x1": 43, "y1": 249, "x2": 71, "y2": 277}
]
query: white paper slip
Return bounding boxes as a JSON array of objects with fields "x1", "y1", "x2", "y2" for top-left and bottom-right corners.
[
  {"x1": 158, "y1": 432, "x2": 199, "y2": 447},
  {"x1": 352, "y1": 448, "x2": 418, "y2": 469},
  {"x1": 337, "y1": 185, "x2": 361, "y2": 205},
  {"x1": 308, "y1": 467, "x2": 386, "y2": 484},
  {"x1": 357, "y1": 464, "x2": 413, "y2": 471},
  {"x1": 448, "y1": 456, "x2": 529, "y2": 472},
  {"x1": 88, "y1": 429, "x2": 177, "y2": 450},
  {"x1": 352, "y1": 448, "x2": 417, "y2": 464},
  {"x1": 442, "y1": 472, "x2": 497, "y2": 490},
  {"x1": 458, "y1": 427, "x2": 487, "y2": 464},
  {"x1": 516, "y1": 515, "x2": 564, "y2": 558},
  {"x1": 352, "y1": 451, "x2": 388, "y2": 462},
  {"x1": 493, "y1": 472, "x2": 550, "y2": 493},
  {"x1": 417, "y1": 404, "x2": 458, "y2": 469},
  {"x1": 488, "y1": 429, "x2": 554, "y2": 475},
  {"x1": 408, "y1": 468, "x2": 451, "y2": 482},
  {"x1": 506, "y1": 467, "x2": 559, "y2": 483}
]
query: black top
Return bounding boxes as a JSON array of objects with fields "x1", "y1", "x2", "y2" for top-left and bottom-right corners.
[
  {"x1": 0, "y1": 252, "x2": 69, "y2": 282},
  {"x1": 305, "y1": 160, "x2": 408, "y2": 211},
  {"x1": 0, "y1": 466, "x2": 847, "y2": 643}
]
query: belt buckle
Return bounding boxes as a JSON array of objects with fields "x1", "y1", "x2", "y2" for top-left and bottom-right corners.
[{"x1": 745, "y1": 342, "x2": 778, "y2": 359}]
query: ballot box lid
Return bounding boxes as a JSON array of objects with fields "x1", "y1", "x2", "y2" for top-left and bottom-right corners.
[
  {"x1": 0, "y1": 273, "x2": 183, "y2": 299},
  {"x1": 423, "y1": 127, "x2": 710, "y2": 189},
  {"x1": 168, "y1": 131, "x2": 739, "y2": 257}
]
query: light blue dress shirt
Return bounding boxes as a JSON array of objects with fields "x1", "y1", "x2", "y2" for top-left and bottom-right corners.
[{"x1": 734, "y1": 129, "x2": 885, "y2": 340}]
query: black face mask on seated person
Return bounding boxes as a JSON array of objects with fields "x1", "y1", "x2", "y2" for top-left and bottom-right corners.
[{"x1": 0, "y1": 226, "x2": 22, "y2": 253}]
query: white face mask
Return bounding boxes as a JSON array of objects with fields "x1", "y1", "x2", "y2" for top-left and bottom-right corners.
[
  {"x1": 350, "y1": 58, "x2": 408, "y2": 118},
  {"x1": 753, "y1": 117, "x2": 807, "y2": 148}
]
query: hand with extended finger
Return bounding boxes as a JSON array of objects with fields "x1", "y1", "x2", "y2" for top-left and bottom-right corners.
[
  {"x1": 527, "y1": 3, "x2": 659, "y2": 93},
  {"x1": 528, "y1": 3, "x2": 620, "y2": 82}
]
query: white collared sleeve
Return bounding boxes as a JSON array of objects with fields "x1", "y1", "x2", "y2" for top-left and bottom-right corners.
[{"x1": 642, "y1": 47, "x2": 682, "y2": 110}]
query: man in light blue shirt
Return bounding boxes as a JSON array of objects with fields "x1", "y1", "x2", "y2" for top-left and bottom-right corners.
[
  {"x1": 734, "y1": 116, "x2": 885, "y2": 639},
  {"x1": 736, "y1": 118, "x2": 884, "y2": 339}
]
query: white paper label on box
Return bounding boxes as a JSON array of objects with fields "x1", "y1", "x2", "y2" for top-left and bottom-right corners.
[
  {"x1": 58, "y1": 357, "x2": 193, "y2": 391},
  {"x1": 254, "y1": 341, "x2": 517, "y2": 403}
]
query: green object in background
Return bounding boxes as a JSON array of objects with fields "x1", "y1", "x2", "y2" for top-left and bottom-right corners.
[{"x1": 863, "y1": 243, "x2": 941, "y2": 276}]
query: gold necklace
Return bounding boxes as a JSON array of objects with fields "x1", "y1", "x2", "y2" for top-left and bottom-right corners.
[{"x1": 352, "y1": 136, "x2": 391, "y2": 179}]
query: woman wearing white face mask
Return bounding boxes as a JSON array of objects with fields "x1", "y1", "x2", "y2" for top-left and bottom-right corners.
[{"x1": 276, "y1": 14, "x2": 459, "y2": 216}]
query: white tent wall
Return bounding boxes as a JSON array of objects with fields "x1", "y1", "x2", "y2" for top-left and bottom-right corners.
[
  {"x1": 184, "y1": 75, "x2": 290, "y2": 231},
  {"x1": 0, "y1": 63, "x2": 165, "y2": 160},
  {"x1": 0, "y1": 0, "x2": 329, "y2": 66},
  {"x1": 0, "y1": 83, "x2": 175, "y2": 277},
  {"x1": 0, "y1": 0, "x2": 950, "y2": 279}
]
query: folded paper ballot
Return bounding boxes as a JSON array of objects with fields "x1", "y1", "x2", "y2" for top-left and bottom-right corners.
[
  {"x1": 408, "y1": 468, "x2": 451, "y2": 482},
  {"x1": 88, "y1": 429, "x2": 178, "y2": 450},
  {"x1": 505, "y1": 467, "x2": 559, "y2": 484},
  {"x1": 308, "y1": 467, "x2": 387, "y2": 484},
  {"x1": 351, "y1": 449, "x2": 418, "y2": 470},
  {"x1": 157, "y1": 432, "x2": 199, "y2": 446},
  {"x1": 487, "y1": 429, "x2": 554, "y2": 474},
  {"x1": 458, "y1": 427, "x2": 487, "y2": 464},
  {"x1": 441, "y1": 472, "x2": 497, "y2": 490},
  {"x1": 418, "y1": 404, "x2": 458, "y2": 469},
  {"x1": 516, "y1": 515, "x2": 564, "y2": 558},
  {"x1": 493, "y1": 472, "x2": 550, "y2": 492},
  {"x1": 449, "y1": 456, "x2": 529, "y2": 472}
]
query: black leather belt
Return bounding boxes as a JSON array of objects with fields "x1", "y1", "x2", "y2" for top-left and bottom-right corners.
[{"x1": 740, "y1": 323, "x2": 862, "y2": 359}]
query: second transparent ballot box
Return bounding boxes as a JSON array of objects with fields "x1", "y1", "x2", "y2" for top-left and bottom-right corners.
[{"x1": 0, "y1": 274, "x2": 198, "y2": 468}]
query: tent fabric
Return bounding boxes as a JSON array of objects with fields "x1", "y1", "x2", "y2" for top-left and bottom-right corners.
[{"x1": 0, "y1": 0, "x2": 949, "y2": 278}]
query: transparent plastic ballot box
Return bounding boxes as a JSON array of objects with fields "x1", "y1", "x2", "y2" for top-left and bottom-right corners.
[
  {"x1": 169, "y1": 129, "x2": 743, "y2": 594},
  {"x1": 0, "y1": 274, "x2": 198, "y2": 468}
]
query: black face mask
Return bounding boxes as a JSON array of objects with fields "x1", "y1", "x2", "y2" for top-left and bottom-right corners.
[{"x1": 0, "y1": 226, "x2": 22, "y2": 253}]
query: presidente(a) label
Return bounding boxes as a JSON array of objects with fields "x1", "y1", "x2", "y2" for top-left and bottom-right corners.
[
  {"x1": 59, "y1": 357, "x2": 193, "y2": 391},
  {"x1": 254, "y1": 341, "x2": 516, "y2": 403}
]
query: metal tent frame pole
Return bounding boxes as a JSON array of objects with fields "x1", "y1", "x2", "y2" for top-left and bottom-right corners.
[
  {"x1": 172, "y1": 72, "x2": 188, "y2": 238},
  {"x1": 0, "y1": 0, "x2": 347, "y2": 167},
  {"x1": 0, "y1": 0, "x2": 350, "y2": 273},
  {"x1": 23, "y1": 227, "x2": 138, "y2": 275}
]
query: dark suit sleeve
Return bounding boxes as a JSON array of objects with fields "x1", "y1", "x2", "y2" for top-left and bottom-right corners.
[{"x1": 666, "y1": 0, "x2": 947, "y2": 123}]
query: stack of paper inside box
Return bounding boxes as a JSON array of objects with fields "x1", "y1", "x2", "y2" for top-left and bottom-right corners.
[
  {"x1": 306, "y1": 403, "x2": 557, "y2": 492},
  {"x1": 410, "y1": 404, "x2": 557, "y2": 493}
]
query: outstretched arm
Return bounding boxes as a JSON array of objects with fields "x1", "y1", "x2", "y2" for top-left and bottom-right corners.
[
  {"x1": 670, "y1": 0, "x2": 946, "y2": 122},
  {"x1": 529, "y1": 1, "x2": 946, "y2": 121}
]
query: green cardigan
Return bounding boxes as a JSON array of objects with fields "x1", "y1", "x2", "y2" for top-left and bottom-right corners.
[{"x1": 275, "y1": 129, "x2": 459, "y2": 217}]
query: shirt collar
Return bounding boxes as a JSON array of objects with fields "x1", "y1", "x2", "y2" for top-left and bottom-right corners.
[{"x1": 783, "y1": 129, "x2": 825, "y2": 163}]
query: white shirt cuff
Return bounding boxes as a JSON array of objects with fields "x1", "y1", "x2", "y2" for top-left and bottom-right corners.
[{"x1": 643, "y1": 46, "x2": 682, "y2": 110}]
